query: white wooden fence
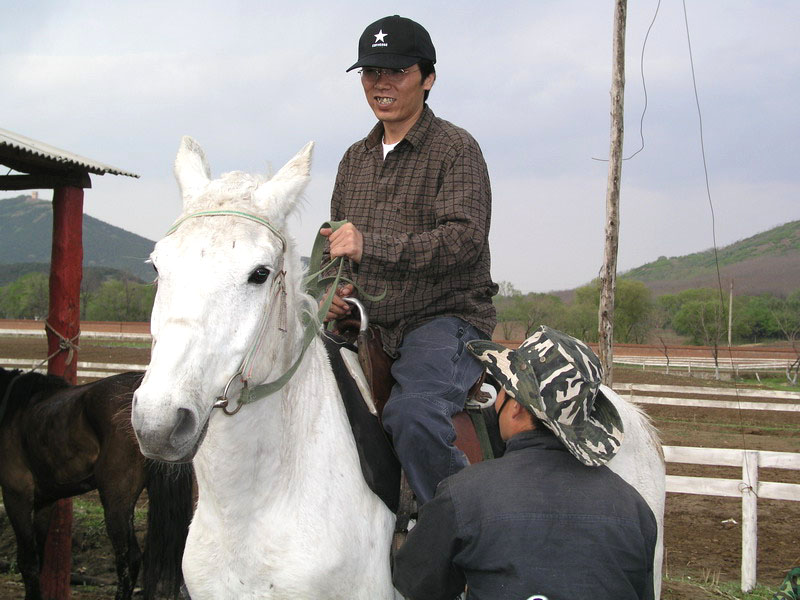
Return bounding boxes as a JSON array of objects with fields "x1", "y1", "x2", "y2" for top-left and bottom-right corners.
[
  {"x1": 615, "y1": 383, "x2": 800, "y2": 400},
  {"x1": 0, "y1": 357, "x2": 147, "y2": 379},
  {"x1": 0, "y1": 328, "x2": 151, "y2": 342},
  {"x1": 664, "y1": 445, "x2": 800, "y2": 592},
  {"x1": 615, "y1": 354, "x2": 793, "y2": 375},
  {"x1": 613, "y1": 382, "x2": 800, "y2": 413}
]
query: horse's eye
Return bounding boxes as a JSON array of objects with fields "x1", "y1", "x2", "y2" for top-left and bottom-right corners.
[{"x1": 248, "y1": 267, "x2": 271, "y2": 284}]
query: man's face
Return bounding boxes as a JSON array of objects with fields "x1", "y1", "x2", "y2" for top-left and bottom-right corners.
[{"x1": 360, "y1": 65, "x2": 435, "y2": 133}]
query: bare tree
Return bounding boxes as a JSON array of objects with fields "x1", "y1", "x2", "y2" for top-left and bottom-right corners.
[
  {"x1": 770, "y1": 293, "x2": 800, "y2": 384},
  {"x1": 659, "y1": 336, "x2": 671, "y2": 375}
]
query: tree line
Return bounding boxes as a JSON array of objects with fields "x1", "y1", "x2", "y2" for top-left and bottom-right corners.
[
  {"x1": 3, "y1": 270, "x2": 799, "y2": 352},
  {"x1": 0, "y1": 271, "x2": 155, "y2": 322},
  {"x1": 494, "y1": 280, "x2": 800, "y2": 349}
]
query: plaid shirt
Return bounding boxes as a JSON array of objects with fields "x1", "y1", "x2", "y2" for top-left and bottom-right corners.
[{"x1": 330, "y1": 105, "x2": 498, "y2": 355}]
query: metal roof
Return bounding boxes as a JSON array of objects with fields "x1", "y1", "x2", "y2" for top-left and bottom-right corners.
[{"x1": 0, "y1": 127, "x2": 139, "y2": 178}]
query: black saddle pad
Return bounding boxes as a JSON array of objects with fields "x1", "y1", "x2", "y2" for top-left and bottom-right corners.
[{"x1": 322, "y1": 332, "x2": 401, "y2": 513}]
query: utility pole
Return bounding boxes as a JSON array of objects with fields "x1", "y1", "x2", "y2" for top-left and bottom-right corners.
[
  {"x1": 728, "y1": 280, "x2": 734, "y2": 347},
  {"x1": 598, "y1": 0, "x2": 627, "y2": 385}
]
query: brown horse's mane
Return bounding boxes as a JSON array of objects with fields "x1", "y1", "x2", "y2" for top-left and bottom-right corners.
[{"x1": 0, "y1": 367, "x2": 71, "y2": 424}]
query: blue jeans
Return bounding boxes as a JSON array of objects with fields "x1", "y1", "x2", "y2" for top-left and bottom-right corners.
[{"x1": 382, "y1": 317, "x2": 487, "y2": 505}]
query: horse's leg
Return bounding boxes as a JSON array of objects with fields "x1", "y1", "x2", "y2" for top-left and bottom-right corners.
[
  {"x1": 1, "y1": 488, "x2": 43, "y2": 600},
  {"x1": 32, "y1": 500, "x2": 55, "y2": 569},
  {"x1": 95, "y1": 441, "x2": 147, "y2": 600},
  {"x1": 98, "y1": 490, "x2": 141, "y2": 600}
]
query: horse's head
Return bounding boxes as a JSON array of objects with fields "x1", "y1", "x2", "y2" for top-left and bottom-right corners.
[{"x1": 131, "y1": 136, "x2": 314, "y2": 462}]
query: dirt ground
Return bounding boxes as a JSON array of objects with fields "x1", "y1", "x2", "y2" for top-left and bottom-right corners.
[
  {"x1": 1, "y1": 333, "x2": 798, "y2": 598},
  {"x1": 621, "y1": 368, "x2": 800, "y2": 597}
]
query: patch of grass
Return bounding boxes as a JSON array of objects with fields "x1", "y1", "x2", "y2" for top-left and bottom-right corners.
[
  {"x1": 74, "y1": 496, "x2": 147, "y2": 524},
  {"x1": 73, "y1": 498, "x2": 107, "y2": 539},
  {"x1": 654, "y1": 416, "x2": 800, "y2": 434},
  {"x1": 664, "y1": 572, "x2": 777, "y2": 599},
  {"x1": 736, "y1": 375, "x2": 800, "y2": 393},
  {"x1": 81, "y1": 340, "x2": 150, "y2": 350},
  {"x1": 617, "y1": 364, "x2": 800, "y2": 392},
  {"x1": 72, "y1": 498, "x2": 147, "y2": 543}
]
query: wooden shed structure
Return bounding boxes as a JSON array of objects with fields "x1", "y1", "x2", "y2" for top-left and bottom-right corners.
[{"x1": 0, "y1": 127, "x2": 138, "y2": 598}]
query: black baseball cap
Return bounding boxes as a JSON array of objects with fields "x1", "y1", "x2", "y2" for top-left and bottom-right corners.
[{"x1": 346, "y1": 15, "x2": 436, "y2": 72}]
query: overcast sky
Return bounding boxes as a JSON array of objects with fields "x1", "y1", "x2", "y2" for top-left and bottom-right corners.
[{"x1": 2, "y1": 1, "x2": 798, "y2": 293}]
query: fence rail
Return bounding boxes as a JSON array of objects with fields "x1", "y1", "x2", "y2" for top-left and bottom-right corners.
[
  {"x1": 0, "y1": 358, "x2": 147, "y2": 379},
  {"x1": 615, "y1": 355, "x2": 793, "y2": 372},
  {"x1": 0, "y1": 328, "x2": 151, "y2": 342},
  {"x1": 613, "y1": 382, "x2": 800, "y2": 412},
  {"x1": 614, "y1": 383, "x2": 800, "y2": 400},
  {"x1": 629, "y1": 395, "x2": 800, "y2": 412},
  {"x1": 664, "y1": 445, "x2": 800, "y2": 592}
]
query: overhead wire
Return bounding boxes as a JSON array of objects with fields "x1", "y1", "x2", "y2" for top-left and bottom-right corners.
[
  {"x1": 625, "y1": 0, "x2": 661, "y2": 160},
  {"x1": 592, "y1": 0, "x2": 662, "y2": 163},
  {"x1": 681, "y1": 0, "x2": 755, "y2": 492}
]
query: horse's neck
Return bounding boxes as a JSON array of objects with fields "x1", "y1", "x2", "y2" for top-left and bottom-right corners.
[{"x1": 193, "y1": 337, "x2": 354, "y2": 515}]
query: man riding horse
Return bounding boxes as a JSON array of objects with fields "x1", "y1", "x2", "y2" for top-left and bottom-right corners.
[{"x1": 322, "y1": 14, "x2": 498, "y2": 506}]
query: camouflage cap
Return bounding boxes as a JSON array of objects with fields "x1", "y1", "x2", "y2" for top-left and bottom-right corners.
[{"x1": 466, "y1": 326, "x2": 624, "y2": 467}]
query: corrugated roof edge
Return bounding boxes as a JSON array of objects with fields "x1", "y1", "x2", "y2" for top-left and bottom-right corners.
[{"x1": 0, "y1": 127, "x2": 139, "y2": 178}]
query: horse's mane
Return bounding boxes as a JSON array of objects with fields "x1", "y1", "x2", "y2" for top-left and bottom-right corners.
[
  {"x1": 0, "y1": 367, "x2": 70, "y2": 424},
  {"x1": 618, "y1": 389, "x2": 665, "y2": 461}
]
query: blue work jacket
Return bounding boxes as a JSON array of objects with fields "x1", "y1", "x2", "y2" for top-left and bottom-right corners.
[{"x1": 393, "y1": 429, "x2": 657, "y2": 600}]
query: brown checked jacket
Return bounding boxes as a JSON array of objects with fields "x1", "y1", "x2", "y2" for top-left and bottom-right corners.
[{"x1": 330, "y1": 105, "x2": 498, "y2": 355}]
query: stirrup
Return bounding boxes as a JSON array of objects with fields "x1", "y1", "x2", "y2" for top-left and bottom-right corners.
[{"x1": 465, "y1": 382, "x2": 497, "y2": 410}]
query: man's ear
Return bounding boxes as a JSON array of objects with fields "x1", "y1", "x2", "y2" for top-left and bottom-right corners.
[{"x1": 508, "y1": 399, "x2": 526, "y2": 421}]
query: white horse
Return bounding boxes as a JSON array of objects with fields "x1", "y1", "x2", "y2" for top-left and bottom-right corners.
[
  {"x1": 601, "y1": 387, "x2": 665, "y2": 599},
  {"x1": 132, "y1": 137, "x2": 396, "y2": 599},
  {"x1": 131, "y1": 137, "x2": 665, "y2": 599}
]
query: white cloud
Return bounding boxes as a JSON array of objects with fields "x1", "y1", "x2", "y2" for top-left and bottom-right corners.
[{"x1": 2, "y1": 0, "x2": 798, "y2": 295}]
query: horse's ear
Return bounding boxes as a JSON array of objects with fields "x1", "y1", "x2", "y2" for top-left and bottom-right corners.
[
  {"x1": 174, "y1": 136, "x2": 211, "y2": 210},
  {"x1": 253, "y1": 141, "x2": 314, "y2": 221}
]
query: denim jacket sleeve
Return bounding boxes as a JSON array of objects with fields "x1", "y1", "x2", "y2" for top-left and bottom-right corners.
[{"x1": 392, "y1": 480, "x2": 465, "y2": 600}]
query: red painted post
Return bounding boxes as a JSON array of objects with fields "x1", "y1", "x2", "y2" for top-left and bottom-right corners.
[{"x1": 42, "y1": 185, "x2": 84, "y2": 600}]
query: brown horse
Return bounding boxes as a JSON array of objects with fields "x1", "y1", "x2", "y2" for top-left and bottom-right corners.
[{"x1": 0, "y1": 367, "x2": 193, "y2": 600}]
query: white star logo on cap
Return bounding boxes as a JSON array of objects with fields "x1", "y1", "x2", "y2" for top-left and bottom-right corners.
[{"x1": 374, "y1": 30, "x2": 388, "y2": 43}]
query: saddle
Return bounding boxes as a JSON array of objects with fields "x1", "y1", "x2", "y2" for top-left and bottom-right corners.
[
  {"x1": 324, "y1": 307, "x2": 504, "y2": 514},
  {"x1": 339, "y1": 318, "x2": 504, "y2": 463}
]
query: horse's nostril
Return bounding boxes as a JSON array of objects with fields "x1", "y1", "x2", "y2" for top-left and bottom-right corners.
[{"x1": 170, "y1": 408, "x2": 197, "y2": 446}]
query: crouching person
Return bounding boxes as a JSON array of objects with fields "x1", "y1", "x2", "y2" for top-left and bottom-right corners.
[{"x1": 392, "y1": 326, "x2": 658, "y2": 600}]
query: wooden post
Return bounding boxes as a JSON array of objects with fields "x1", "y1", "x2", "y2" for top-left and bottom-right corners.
[
  {"x1": 598, "y1": 0, "x2": 627, "y2": 385},
  {"x1": 42, "y1": 185, "x2": 84, "y2": 599},
  {"x1": 741, "y1": 450, "x2": 758, "y2": 592}
]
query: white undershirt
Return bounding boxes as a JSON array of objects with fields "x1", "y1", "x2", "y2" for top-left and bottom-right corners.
[{"x1": 382, "y1": 140, "x2": 399, "y2": 159}]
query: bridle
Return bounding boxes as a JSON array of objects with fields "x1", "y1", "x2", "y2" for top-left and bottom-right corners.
[{"x1": 163, "y1": 212, "x2": 372, "y2": 416}]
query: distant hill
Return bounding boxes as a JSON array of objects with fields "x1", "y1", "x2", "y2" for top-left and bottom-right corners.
[
  {"x1": 0, "y1": 263, "x2": 145, "y2": 289},
  {"x1": 551, "y1": 219, "x2": 800, "y2": 301},
  {"x1": 0, "y1": 195, "x2": 155, "y2": 281},
  {"x1": 622, "y1": 220, "x2": 800, "y2": 297}
]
